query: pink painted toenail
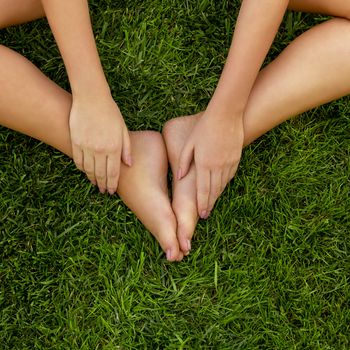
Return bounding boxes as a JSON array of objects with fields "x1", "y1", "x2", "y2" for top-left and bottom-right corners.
[
  {"x1": 126, "y1": 156, "x2": 133, "y2": 167},
  {"x1": 177, "y1": 168, "x2": 182, "y2": 181},
  {"x1": 200, "y1": 210, "x2": 208, "y2": 219}
]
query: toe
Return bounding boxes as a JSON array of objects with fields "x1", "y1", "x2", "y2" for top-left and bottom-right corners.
[
  {"x1": 172, "y1": 198, "x2": 198, "y2": 256},
  {"x1": 153, "y1": 209, "x2": 182, "y2": 262},
  {"x1": 177, "y1": 218, "x2": 196, "y2": 255}
]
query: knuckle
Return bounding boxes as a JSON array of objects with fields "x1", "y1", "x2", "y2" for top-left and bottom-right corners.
[
  {"x1": 95, "y1": 172, "x2": 106, "y2": 181},
  {"x1": 93, "y1": 145, "x2": 106, "y2": 154},
  {"x1": 198, "y1": 160, "x2": 211, "y2": 170},
  {"x1": 108, "y1": 176, "x2": 118, "y2": 185},
  {"x1": 73, "y1": 139, "x2": 83, "y2": 148},
  {"x1": 107, "y1": 179, "x2": 118, "y2": 188},
  {"x1": 106, "y1": 142, "x2": 119, "y2": 153},
  {"x1": 108, "y1": 169, "x2": 119, "y2": 178}
]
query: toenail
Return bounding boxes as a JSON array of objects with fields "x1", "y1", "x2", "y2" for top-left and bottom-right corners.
[
  {"x1": 187, "y1": 240, "x2": 191, "y2": 252},
  {"x1": 200, "y1": 210, "x2": 209, "y2": 219},
  {"x1": 177, "y1": 168, "x2": 182, "y2": 181},
  {"x1": 126, "y1": 155, "x2": 133, "y2": 167},
  {"x1": 166, "y1": 249, "x2": 173, "y2": 261}
]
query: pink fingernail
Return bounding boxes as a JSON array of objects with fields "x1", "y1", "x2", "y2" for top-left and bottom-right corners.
[
  {"x1": 108, "y1": 189, "x2": 115, "y2": 195},
  {"x1": 127, "y1": 156, "x2": 133, "y2": 167},
  {"x1": 200, "y1": 210, "x2": 209, "y2": 219},
  {"x1": 177, "y1": 168, "x2": 182, "y2": 181},
  {"x1": 166, "y1": 249, "x2": 173, "y2": 261}
]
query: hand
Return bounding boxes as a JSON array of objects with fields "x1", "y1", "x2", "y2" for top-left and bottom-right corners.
[
  {"x1": 69, "y1": 94, "x2": 132, "y2": 194},
  {"x1": 177, "y1": 111, "x2": 244, "y2": 219}
]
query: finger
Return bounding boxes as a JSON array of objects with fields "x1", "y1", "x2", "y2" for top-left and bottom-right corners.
[
  {"x1": 196, "y1": 166, "x2": 211, "y2": 219},
  {"x1": 106, "y1": 153, "x2": 120, "y2": 195},
  {"x1": 177, "y1": 141, "x2": 194, "y2": 180},
  {"x1": 72, "y1": 144, "x2": 84, "y2": 172},
  {"x1": 121, "y1": 128, "x2": 132, "y2": 167},
  {"x1": 82, "y1": 150, "x2": 96, "y2": 184},
  {"x1": 208, "y1": 171, "x2": 222, "y2": 213},
  {"x1": 94, "y1": 154, "x2": 108, "y2": 193}
]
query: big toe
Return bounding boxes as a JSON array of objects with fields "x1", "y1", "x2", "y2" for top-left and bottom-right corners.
[
  {"x1": 172, "y1": 197, "x2": 198, "y2": 256},
  {"x1": 151, "y1": 208, "x2": 184, "y2": 262}
]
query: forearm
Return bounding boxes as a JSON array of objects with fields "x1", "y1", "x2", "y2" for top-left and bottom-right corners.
[
  {"x1": 41, "y1": 0, "x2": 110, "y2": 97},
  {"x1": 208, "y1": 0, "x2": 289, "y2": 118}
]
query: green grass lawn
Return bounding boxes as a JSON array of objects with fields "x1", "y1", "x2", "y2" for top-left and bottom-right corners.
[{"x1": 1, "y1": 1, "x2": 349, "y2": 349}]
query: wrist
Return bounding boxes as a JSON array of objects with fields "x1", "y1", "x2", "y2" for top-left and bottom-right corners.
[
  {"x1": 69, "y1": 60, "x2": 111, "y2": 97},
  {"x1": 71, "y1": 79, "x2": 112, "y2": 101},
  {"x1": 205, "y1": 99, "x2": 244, "y2": 122}
]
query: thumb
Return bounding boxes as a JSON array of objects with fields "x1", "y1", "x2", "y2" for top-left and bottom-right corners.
[
  {"x1": 177, "y1": 141, "x2": 194, "y2": 180},
  {"x1": 121, "y1": 128, "x2": 132, "y2": 167}
]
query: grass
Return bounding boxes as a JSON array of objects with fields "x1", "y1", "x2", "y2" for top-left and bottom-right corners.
[{"x1": 0, "y1": 0, "x2": 349, "y2": 348}]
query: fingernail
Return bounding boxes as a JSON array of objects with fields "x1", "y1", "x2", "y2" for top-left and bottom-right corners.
[
  {"x1": 177, "y1": 168, "x2": 182, "y2": 181},
  {"x1": 108, "y1": 188, "x2": 115, "y2": 195},
  {"x1": 99, "y1": 188, "x2": 106, "y2": 194},
  {"x1": 200, "y1": 210, "x2": 209, "y2": 219},
  {"x1": 166, "y1": 249, "x2": 173, "y2": 261},
  {"x1": 187, "y1": 240, "x2": 191, "y2": 252},
  {"x1": 127, "y1": 156, "x2": 133, "y2": 167}
]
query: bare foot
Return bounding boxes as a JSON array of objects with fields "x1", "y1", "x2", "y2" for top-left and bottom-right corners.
[
  {"x1": 117, "y1": 131, "x2": 184, "y2": 262},
  {"x1": 162, "y1": 113, "x2": 202, "y2": 256}
]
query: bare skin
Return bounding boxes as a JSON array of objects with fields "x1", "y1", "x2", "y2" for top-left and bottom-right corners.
[
  {"x1": 164, "y1": 15, "x2": 350, "y2": 255},
  {"x1": 117, "y1": 131, "x2": 183, "y2": 262},
  {"x1": 40, "y1": 0, "x2": 133, "y2": 194},
  {"x1": 2, "y1": 0, "x2": 350, "y2": 260},
  {"x1": 174, "y1": 0, "x2": 350, "y2": 224},
  {"x1": 0, "y1": 2, "x2": 183, "y2": 262},
  {"x1": 1, "y1": 0, "x2": 133, "y2": 195}
]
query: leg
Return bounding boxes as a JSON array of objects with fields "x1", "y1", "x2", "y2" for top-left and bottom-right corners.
[
  {"x1": 0, "y1": 0, "x2": 44, "y2": 29},
  {"x1": 243, "y1": 17, "x2": 350, "y2": 145},
  {"x1": 163, "y1": 17, "x2": 350, "y2": 254},
  {"x1": 288, "y1": 0, "x2": 350, "y2": 19},
  {"x1": 0, "y1": 46, "x2": 183, "y2": 262}
]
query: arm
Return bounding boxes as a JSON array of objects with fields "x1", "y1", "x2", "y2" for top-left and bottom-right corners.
[
  {"x1": 178, "y1": 0, "x2": 289, "y2": 218},
  {"x1": 208, "y1": 0, "x2": 289, "y2": 116},
  {"x1": 41, "y1": 0, "x2": 132, "y2": 194}
]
